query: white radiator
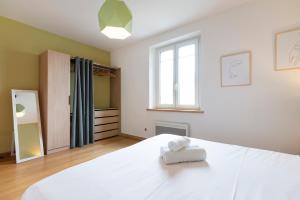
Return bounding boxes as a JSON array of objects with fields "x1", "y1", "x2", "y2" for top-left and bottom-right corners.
[{"x1": 155, "y1": 121, "x2": 189, "y2": 136}]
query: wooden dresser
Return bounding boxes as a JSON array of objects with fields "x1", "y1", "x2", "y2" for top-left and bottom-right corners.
[{"x1": 94, "y1": 109, "x2": 120, "y2": 140}]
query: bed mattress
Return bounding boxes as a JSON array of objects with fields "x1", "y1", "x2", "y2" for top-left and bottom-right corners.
[{"x1": 22, "y1": 134, "x2": 300, "y2": 200}]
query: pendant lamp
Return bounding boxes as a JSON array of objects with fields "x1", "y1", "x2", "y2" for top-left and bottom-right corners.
[
  {"x1": 98, "y1": 0, "x2": 132, "y2": 39},
  {"x1": 16, "y1": 104, "x2": 26, "y2": 118}
]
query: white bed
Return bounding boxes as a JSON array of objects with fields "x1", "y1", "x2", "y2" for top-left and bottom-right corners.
[{"x1": 22, "y1": 134, "x2": 300, "y2": 200}]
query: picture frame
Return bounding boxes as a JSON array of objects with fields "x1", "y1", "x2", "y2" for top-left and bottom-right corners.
[
  {"x1": 275, "y1": 28, "x2": 300, "y2": 71},
  {"x1": 220, "y1": 51, "x2": 252, "y2": 87}
]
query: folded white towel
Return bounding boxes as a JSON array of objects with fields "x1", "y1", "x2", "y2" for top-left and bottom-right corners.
[
  {"x1": 168, "y1": 136, "x2": 191, "y2": 151},
  {"x1": 160, "y1": 146, "x2": 206, "y2": 164}
]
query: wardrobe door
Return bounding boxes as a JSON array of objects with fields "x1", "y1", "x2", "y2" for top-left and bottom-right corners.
[
  {"x1": 47, "y1": 50, "x2": 70, "y2": 152},
  {"x1": 40, "y1": 50, "x2": 70, "y2": 154}
]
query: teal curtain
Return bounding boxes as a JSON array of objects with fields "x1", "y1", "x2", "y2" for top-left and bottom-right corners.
[{"x1": 71, "y1": 58, "x2": 94, "y2": 148}]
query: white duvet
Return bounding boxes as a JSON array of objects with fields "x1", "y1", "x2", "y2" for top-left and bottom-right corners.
[{"x1": 22, "y1": 134, "x2": 300, "y2": 200}]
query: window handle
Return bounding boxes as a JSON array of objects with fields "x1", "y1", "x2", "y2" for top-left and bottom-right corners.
[{"x1": 174, "y1": 83, "x2": 178, "y2": 91}]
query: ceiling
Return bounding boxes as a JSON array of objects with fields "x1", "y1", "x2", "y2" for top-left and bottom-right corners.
[{"x1": 0, "y1": 0, "x2": 252, "y2": 51}]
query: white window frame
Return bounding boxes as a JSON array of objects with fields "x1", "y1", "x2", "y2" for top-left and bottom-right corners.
[{"x1": 155, "y1": 38, "x2": 200, "y2": 109}]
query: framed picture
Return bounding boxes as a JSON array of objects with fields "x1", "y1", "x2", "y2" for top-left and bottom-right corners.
[
  {"x1": 275, "y1": 28, "x2": 300, "y2": 70},
  {"x1": 220, "y1": 51, "x2": 252, "y2": 87}
]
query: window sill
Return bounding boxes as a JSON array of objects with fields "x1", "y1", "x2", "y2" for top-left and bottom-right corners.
[{"x1": 146, "y1": 108, "x2": 204, "y2": 113}]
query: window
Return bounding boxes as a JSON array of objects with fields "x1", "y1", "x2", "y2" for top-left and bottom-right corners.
[{"x1": 154, "y1": 38, "x2": 199, "y2": 109}]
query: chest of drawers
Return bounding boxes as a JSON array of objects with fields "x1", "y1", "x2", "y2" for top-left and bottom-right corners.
[{"x1": 94, "y1": 109, "x2": 120, "y2": 140}]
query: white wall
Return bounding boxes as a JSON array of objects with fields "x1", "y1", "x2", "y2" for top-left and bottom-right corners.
[{"x1": 112, "y1": 0, "x2": 300, "y2": 154}]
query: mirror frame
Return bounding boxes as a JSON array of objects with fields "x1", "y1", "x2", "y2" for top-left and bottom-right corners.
[{"x1": 11, "y1": 89, "x2": 44, "y2": 163}]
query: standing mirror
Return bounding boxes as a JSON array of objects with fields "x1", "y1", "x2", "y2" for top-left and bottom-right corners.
[{"x1": 11, "y1": 90, "x2": 44, "y2": 163}]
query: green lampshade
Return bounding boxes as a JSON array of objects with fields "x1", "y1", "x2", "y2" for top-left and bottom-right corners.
[
  {"x1": 16, "y1": 104, "x2": 25, "y2": 113},
  {"x1": 98, "y1": 0, "x2": 132, "y2": 39},
  {"x1": 16, "y1": 103, "x2": 26, "y2": 118}
]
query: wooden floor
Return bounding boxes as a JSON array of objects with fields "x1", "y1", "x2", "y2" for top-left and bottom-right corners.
[{"x1": 0, "y1": 136, "x2": 139, "y2": 200}]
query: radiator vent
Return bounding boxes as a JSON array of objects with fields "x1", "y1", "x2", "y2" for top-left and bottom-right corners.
[{"x1": 155, "y1": 121, "x2": 189, "y2": 136}]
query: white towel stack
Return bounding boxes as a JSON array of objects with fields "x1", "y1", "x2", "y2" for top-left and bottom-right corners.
[
  {"x1": 168, "y1": 136, "x2": 191, "y2": 151},
  {"x1": 160, "y1": 136, "x2": 206, "y2": 164}
]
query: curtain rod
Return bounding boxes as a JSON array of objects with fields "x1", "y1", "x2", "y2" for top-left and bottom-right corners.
[{"x1": 70, "y1": 57, "x2": 117, "y2": 71}]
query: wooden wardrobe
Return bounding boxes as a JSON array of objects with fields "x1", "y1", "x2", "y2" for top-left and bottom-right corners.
[
  {"x1": 39, "y1": 50, "x2": 121, "y2": 154},
  {"x1": 39, "y1": 50, "x2": 71, "y2": 154}
]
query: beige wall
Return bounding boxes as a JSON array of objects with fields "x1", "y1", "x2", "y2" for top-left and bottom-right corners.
[
  {"x1": 112, "y1": 0, "x2": 300, "y2": 154},
  {"x1": 0, "y1": 17, "x2": 111, "y2": 153}
]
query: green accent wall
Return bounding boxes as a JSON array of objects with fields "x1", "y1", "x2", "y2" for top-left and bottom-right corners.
[
  {"x1": 0, "y1": 17, "x2": 111, "y2": 153},
  {"x1": 94, "y1": 76, "x2": 110, "y2": 109},
  {"x1": 71, "y1": 72, "x2": 110, "y2": 110}
]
